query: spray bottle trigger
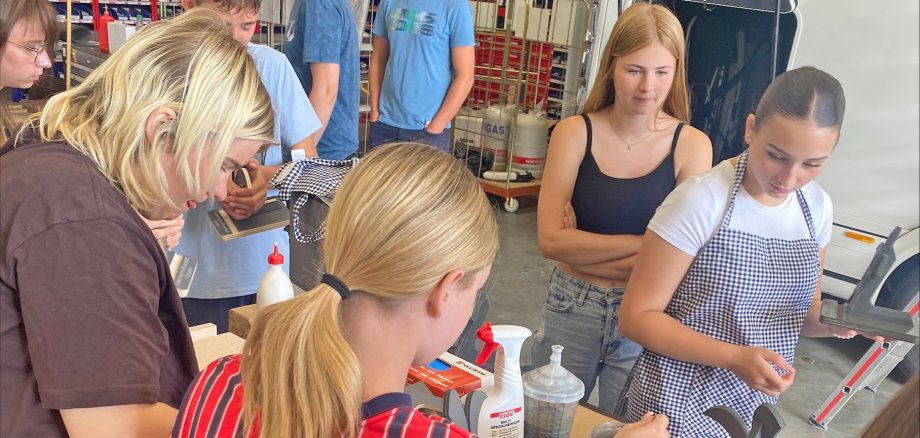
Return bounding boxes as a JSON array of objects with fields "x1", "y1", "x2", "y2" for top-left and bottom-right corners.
[{"x1": 475, "y1": 322, "x2": 497, "y2": 365}]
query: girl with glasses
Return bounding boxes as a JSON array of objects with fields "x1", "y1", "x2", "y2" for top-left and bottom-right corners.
[{"x1": 1, "y1": 0, "x2": 57, "y2": 143}]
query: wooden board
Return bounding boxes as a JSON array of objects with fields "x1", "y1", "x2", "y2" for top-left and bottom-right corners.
[
  {"x1": 570, "y1": 404, "x2": 624, "y2": 437},
  {"x1": 479, "y1": 177, "x2": 542, "y2": 198},
  {"x1": 192, "y1": 332, "x2": 245, "y2": 370},
  {"x1": 228, "y1": 304, "x2": 259, "y2": 339}
]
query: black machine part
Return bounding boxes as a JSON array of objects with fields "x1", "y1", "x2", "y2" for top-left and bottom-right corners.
[
  {"x1": 820, "y1": 227, "x2": 919, "y2": 344},
  {"x1": 705, "y1": 403, "x2": 785, "y2": 438}
]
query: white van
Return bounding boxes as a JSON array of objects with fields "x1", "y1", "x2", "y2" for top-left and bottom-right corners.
[{"x1": 591, "y1": 0, "x2": 919, "y2": 377}]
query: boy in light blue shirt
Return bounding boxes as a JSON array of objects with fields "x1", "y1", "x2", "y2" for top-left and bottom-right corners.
[
  {"x1": 177, "y1": 0, "x2": 322, "y2": 332},
  {"x1": 368, "y1": 0, "x2": 475, "y2": 152}
]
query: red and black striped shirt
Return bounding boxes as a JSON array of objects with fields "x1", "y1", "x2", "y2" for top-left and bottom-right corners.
[{"x1": 171, "y1": 355, "x2": 476, "y2": 438}]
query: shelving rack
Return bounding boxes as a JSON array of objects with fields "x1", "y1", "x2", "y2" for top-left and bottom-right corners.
[
  {"x1": 455, "y1": 0, "x2": 591, "y2": 212},
  {"x1": 53, "y1": 0, "x2": 293, "y2": 89},
  {"x1": 357, "y1": 0, "x2": 380, "y2": 155}
]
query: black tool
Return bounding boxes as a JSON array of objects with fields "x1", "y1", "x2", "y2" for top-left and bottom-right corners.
[
  {"x1": 820, "y1": 227, "x2": 919, "y2": 343},
  {"x1": 705, "y1": 403, "x2": 785, "y2": 438}
]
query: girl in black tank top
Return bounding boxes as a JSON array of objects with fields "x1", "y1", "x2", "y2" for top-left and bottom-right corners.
[
  {"x1": 532, "y1": 2, "x2": 713, "y2": 418},
  {"x1": 571, "y1": 114, "x2": 685, "y2": 236}
]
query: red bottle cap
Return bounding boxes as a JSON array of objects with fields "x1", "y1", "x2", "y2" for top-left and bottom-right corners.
[
  {"x1": 267, "y1": 243, "x2": 284, "y2": 265},
  {"x1": 475, "y1": 322, "x2": 498, "y2": 365}
]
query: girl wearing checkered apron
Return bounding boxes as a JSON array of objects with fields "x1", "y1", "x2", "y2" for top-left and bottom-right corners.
[{"x1": 616, "y1": 67, "x2": 876, "y2": 436}]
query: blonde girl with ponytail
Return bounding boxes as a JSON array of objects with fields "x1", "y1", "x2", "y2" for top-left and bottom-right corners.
[{"x1": 172, "y1": 142, "x2": 499, "y2": 438}]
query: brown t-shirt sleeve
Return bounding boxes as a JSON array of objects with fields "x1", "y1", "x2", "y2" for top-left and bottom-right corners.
[{"x1": 15, "y1": 218, "x2": 172, "y2": 409}]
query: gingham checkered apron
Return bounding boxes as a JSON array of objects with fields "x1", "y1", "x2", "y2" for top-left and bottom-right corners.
[
  {"x1": 619, "y1": 151, "x2": 820, "y2": 437},
  {"x1": 270, "y1": 157, "x2": 359, "y2": 243}
]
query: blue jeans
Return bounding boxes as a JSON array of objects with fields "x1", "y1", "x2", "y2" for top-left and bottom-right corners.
[
  {"x1": 531, "y1": 268, "x2": 642, "y2": 415},
  {"x1": 368, "y1": 120, "x2": 451, "y2": 152}
]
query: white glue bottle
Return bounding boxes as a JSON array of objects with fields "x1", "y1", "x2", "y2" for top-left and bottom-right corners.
[
  {"x1": 475, "y1": 322, "x2": 532, "y2": 438},
  {"x1": 256, "y1": 243, "x2": 294, "y2": 310}
]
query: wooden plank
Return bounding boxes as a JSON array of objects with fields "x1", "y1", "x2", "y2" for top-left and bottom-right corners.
[
  {"x1": 188, "y1": 323, "x2": 217, "y2": 341},
  {"x1": 228, "y1": 304, "x2": 259, "y2": 339},
  {"x1": 570, "y1": 404, "x2": 624, "y2": 437},
  {"x1": 192, "y1": 332, "x2": 245, "y2": 370}
]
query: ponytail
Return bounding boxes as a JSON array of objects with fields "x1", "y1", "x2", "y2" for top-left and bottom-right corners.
[{"x1": 242, "y1": 285, "x2": 362, "y2": 438}]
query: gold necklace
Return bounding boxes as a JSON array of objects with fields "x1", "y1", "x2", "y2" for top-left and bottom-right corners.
[{"x1": 611, "y1": 122, "x2": 655, "y2": 150}]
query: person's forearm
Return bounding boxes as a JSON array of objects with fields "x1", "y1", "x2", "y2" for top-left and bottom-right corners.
[
  {"x1": 368, "y1": 37, "x2": 389, "y2": 121},
  {"x1": 308, "y1": 86, "x2": 336, "y2": 145},
  {"x1": 569, "y1": 254, "x2": 638, "y2": 280},
  {"x1": 621, "y1": 309, "x2": 739, "y2": 369},
  {"x1": 800, "y1": 295, "x2": 838, "y2": 337},
  {"x1": 428, "y1": 73, "x2": 474, "y2": 130},
  {"x1": 539, "y1": 229, "x2": 642, "y2": 265},
  {"x1": 290, "y1": 136, "x2": 318, "y2": 158},
  {"x1": 801, "y1": 252, "x2": 836, "y2": 337},
  {"x1": 61, "y1": 402, "x2": 178, "y2": 438},
  {"x1": 368, "y1": 55, "x2": 385, "y2": 121},
  {"x1": 260, "y1": 164, "x2": 281, "y2": 185}
]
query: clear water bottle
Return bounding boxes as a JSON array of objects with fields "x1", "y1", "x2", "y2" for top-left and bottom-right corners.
[{"x1": 522, "y1": 345, "x2": 585, "y2": 437}]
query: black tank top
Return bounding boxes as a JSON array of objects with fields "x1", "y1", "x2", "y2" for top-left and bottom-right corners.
[{"x1": 570, "y1": 114, "x2": 684, "y2": 235}]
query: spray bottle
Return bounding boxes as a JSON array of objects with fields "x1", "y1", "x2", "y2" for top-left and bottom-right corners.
[
  {"x1": 98, "y1": 5, "x2": 115, "y2": 53},
  {"x1": 475, "y1": 322, "x2": 532, "y2": 438}
]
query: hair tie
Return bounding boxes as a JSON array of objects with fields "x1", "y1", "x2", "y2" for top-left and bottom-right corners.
[{"x1": 321, "y1": 273, "x2": 350, "y2": 300}]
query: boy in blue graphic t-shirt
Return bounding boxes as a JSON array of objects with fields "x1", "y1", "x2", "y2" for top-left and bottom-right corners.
[
  {"x1": 368, "y1": 0, "x2": 475, "y2": 152},
  {"x1": 285, "y1": 0, "x2": 359, "y2": 160}
]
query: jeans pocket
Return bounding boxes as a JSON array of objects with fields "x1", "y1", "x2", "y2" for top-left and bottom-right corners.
[{"x1": 543, "y1": 281, "x2": 577, "y2": 313}]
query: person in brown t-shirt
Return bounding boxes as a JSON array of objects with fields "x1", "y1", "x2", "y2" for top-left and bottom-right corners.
[{"x1": 0, "y1": 9, "x2": 274, "y2": 438}]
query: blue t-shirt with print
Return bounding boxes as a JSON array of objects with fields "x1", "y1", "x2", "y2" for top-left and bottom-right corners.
[
  {"x1": 373, "y1": 0, "x2": 474, "y2": 130},
  {"x1": 176, "y1": 43, "x2": 321, "y2": 300},
  {"x1": 285, "y1": 0, "x2": 359, "y2": 160}
]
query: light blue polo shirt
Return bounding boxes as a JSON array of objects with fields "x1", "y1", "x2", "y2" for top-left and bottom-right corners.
[
  {"x1": 373, "y1": 0, "x2": 474, "y2": 130},
  {"x1": 176, "y1": 43, "x2": 321, "y2": 300}
]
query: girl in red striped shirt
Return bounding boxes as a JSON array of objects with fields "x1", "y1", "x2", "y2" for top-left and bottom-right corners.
[{"x1": 172, "y1": 142, "x2": 499, "y2": 438}]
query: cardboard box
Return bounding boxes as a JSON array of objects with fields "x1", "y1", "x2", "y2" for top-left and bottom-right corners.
[
  {"x1": 406, "y1": 352, "x2": 494, "y2": 398},
  {"x1": 107, "y1": 21, "x2": 136, "y2": 53}
]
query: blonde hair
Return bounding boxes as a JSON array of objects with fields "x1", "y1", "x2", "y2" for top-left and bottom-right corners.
[
  {"x1": 581, "y1": 2, "x2": 690, "y2": 121},
  {"x1": 30, "y1": 8, "x2": 274, "y2": 213},
  {"x1": 242, "y1": 143, "x2": 500, "y2": 438},
  {"x1": 860, "y1": 372, "x2": 919, "y2": 438}
]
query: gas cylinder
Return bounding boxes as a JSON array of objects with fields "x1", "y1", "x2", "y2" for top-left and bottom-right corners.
[
  {"x1": 481, "y1": 104, "x2": 516, "y2": 171},
  {"x1": 510, "y1": 111, "x2": 549, "y2": 178}
]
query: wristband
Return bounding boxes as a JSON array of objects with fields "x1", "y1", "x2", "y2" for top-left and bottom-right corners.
[{"x1": 291, "y1": 149, "x2": 306, "y2": 162}]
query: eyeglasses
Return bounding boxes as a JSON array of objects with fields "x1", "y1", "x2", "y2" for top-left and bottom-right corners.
[{"x1": 6, "y1": 40, "x2": 48, "y2": 63}]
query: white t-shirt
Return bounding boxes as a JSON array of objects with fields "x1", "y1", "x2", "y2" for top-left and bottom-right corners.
[{"x1": 649, "y1": 160, "x2": 833, "y2": 257}]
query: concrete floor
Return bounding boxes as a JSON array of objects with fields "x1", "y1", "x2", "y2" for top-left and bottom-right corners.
[{"x1": 473, "y1": 195, "x2": 906, "y2": 437}]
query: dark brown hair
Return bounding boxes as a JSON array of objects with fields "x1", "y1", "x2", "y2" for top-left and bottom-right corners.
[
  {"x1": 754, "y1": 66, "x2": 846, "y2": 132},
  {"x1": 860, "y1": 372, "x2": 919, "y2": 438}
]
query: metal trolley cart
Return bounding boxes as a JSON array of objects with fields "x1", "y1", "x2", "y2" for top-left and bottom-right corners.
[{"x1": 454, "y1": 0, "x2": 591, "y2": 212}]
